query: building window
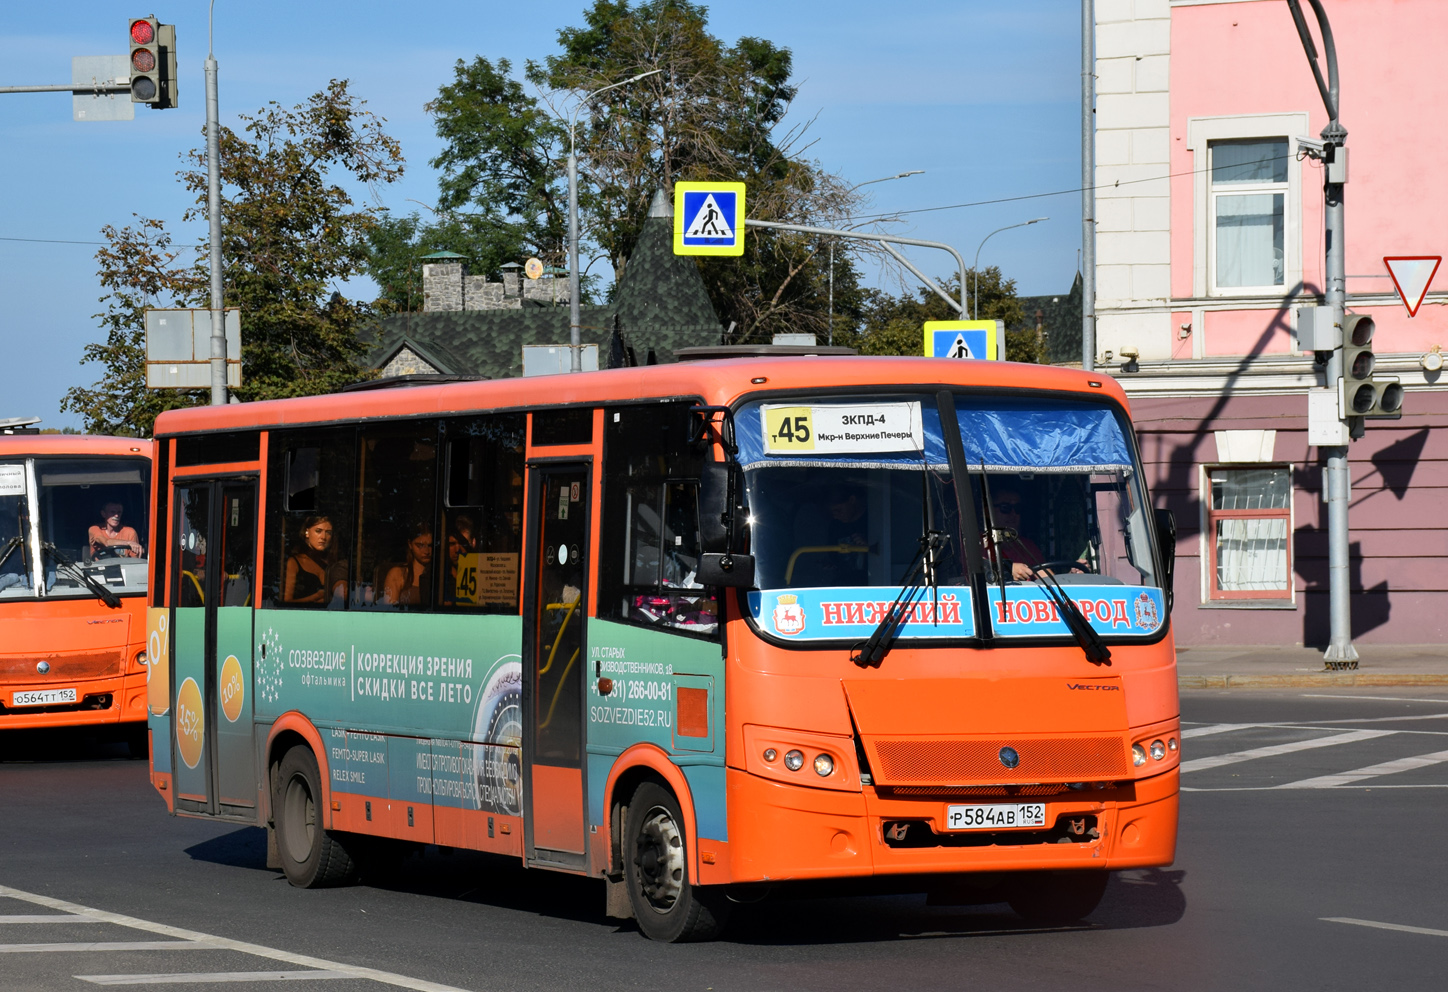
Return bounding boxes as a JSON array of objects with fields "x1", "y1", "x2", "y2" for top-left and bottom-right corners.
[
  {"x1": 1205, "y1": 465, "x2": 1292, "y2": 600},
  {"x1": 1210, "y1": 139, "x2": 1288, "y2": 291}
]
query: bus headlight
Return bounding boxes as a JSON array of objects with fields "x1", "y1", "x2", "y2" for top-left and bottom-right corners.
[
  {"x1": 1150, "y1": 739, "x2": 1166, "y2": 761},
  {"x1": 784, "y1": 749, "x2": 805, "y2": 771},
  {"x1": 1132, "y1": 743, "x2": 1147, "y2": 767},
  {"x1": 763, "y1": 748, "x2": 777, "y2": 763},
  {"x1": 813, "y1": 753, "x2": 835, "y2": 777}
]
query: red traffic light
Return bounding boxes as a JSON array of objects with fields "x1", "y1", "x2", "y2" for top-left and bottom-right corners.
[
  {"x1": 131, "y1": 48, "x2": 156, "y2": 73},
  {"x1": 130, "y1": 19, "x2": 155, "y2": 44}
]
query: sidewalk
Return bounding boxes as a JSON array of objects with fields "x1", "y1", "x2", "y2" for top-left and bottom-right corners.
[{"x1": 1176, "y1": 645, "x2": 1448, "y2": 688}]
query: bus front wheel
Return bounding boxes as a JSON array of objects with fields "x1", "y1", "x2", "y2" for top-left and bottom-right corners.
[
  {"x1": 274, "y1": 745, "x2": 357, "y2": 888},
  {"x1": 624, "y1": 782, "x2": 729, "y2": 942},
  {"x1": 1006, "y1": 869, "x2": 1109, "y2": 925}
]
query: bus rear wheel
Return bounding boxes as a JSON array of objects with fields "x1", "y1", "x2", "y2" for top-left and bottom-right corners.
[
  {"x1": 624, "y1": 782, "x2": 729, "y2": 942},
  {"x1": 274, "y1": 745, "x2": 357, "y2": 888},
  {"x1": 1006, "y1": 869, "x2": 1109, "y2": 926}
]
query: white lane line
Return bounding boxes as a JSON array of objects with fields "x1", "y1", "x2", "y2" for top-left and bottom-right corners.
[
  {"x1": 1323, "y1": 917, "x2": 1448, "y2": 938},
  {"x1": 1278, "y1": 748, "x2": 1448, "y2": 789},
  {"x1": 1302, "y1": 695, "x2": 1448, "y2": 704},
  {"x1": 0, "y1": 885, "x2": 470, "y2": 992},
  {"x1": 0, "y1": 942, "x2": 212, "y2": 953},
  {"x1": 78, "y1": 970, "x2": 351, "y2": 986},
  {"x1": 0, "y1": 915, "x2": 91, "y2": 923},
  {"x1": 1181, "y1": 723, "x2": 1263, "y2": 739},
  {"x1": 1178, "y1": 729, "x2": 1394, "y2": 774}
]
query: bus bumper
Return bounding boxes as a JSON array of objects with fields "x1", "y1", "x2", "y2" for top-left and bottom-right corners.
[
  {"x1": 725, "y1": 766, "x2": 1177, "y2": 882},
  {"x1": 0, "y1": 670, "x2": 148, "y2": 730}
]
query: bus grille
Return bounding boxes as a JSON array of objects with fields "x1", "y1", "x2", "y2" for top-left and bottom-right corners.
[
  {"x1": 868, "y1": 736, "x2": 1128, "y2": 786},
  {"x1": 0, "y1": 651, "x2": 124, "y2": 682}
]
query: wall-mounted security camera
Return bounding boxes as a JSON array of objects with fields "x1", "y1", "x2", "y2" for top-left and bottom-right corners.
[{"x1": 1296, "y1": 135, "x2": 1326, "y2": 158}]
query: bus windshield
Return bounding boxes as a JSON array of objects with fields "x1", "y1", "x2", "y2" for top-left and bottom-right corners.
[{"x1": 738, "y1": 393, "x2": 1164, "y2": 643}]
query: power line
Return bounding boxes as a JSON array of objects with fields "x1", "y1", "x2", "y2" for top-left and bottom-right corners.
[
  {"x1": 849, "y1": 152, "x2": 1298, "y2": 223},
  {"x1": 0, "y1": 235, "x2": 106, "y2": 246}
]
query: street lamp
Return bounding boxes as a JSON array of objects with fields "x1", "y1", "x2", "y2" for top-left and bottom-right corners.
[
  {"x1": 828, "y1": 170, "x2": 924, "y2": 344},
  {"x1": 972, "y1": 217, "x2": 1048, "y2": 320},
  {"x1": 566, "y1": 69, "x2": 662, "y2": 372}
]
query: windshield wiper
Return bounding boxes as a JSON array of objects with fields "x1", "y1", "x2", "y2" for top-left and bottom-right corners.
[
  {"x1": 1029, "y1": 564, "x2": 1111, "y2": 666},
  {"x1": 42, "y1": 542, "x2": 121, "y2": 609},
  {"x1": 851, "y1": 530, "x2": 944, "y2": 669}
]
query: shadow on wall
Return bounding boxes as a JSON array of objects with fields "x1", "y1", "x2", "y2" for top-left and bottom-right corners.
[
  {"x1": 1294, "y1": 533, "x2": 1391, "y2": 646},
  {"x1": 1367, "y1": 427, "x2": 1429, "y2": 500}
]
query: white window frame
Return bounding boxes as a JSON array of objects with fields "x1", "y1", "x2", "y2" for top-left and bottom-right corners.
[{"x1": 1187, "y1": 113, "x2": 1308, "y2": 299}]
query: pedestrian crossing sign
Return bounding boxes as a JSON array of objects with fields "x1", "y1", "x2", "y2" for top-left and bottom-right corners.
[
  {"x1": 924, "y1": 320, "x2": 1002, "y2": 361},
  {"x1": 674, "y1": 181, "x2": 746, "y2": 256}
]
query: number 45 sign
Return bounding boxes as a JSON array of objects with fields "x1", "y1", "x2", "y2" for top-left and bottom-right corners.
[{"x1": 924, "y1": 320, "x2": 1005, "y2": 361}]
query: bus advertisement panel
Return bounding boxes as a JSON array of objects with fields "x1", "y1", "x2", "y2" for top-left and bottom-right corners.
[
  {"x1": 1, "y1": 435, "x2": 152, "y2": 745},
  {"x1": 147, "y1": 358, "x2": 1178, "y2": 942}
]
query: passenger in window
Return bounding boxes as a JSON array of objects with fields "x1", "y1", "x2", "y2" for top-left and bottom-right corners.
[
  {"x1": 990, "y1": 485, "x2": 1086, "y2": 580},
  {"x1": 89, "y1": 502, "x2": 144, "y2": 559},
  {"x1": 442, "y1": 514, "x2": 476, "y2": 605},
  {"x1": 283, "y1": 515, "x2": 347, "y2": 606},
  {"x1": 382, "y1": 524, "x2": 433, "y2": 607}
]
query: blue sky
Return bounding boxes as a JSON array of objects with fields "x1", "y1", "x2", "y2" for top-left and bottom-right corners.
[{"x1": 1, "y1": 0, "x2": 1084, "y2": 429}]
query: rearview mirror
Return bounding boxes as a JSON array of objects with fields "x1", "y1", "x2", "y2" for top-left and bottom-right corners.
[
  {"x1": 699, "y1": 461, "x2": 747, "y2": 554},
  {"x1": 1154, "y1": 507, "x2": 1176, "y2": 613}
]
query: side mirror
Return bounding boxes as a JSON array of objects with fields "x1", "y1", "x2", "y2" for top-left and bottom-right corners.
[
  {"x1": 1154, "y1": 507, "x2": 1176, "y2": 613},
  {"x1": 699, "y1": 461, "x2": 746, "y2": 554},
  {"x1": 696, "y1": 552, "x2": 755, "y2": 588}
]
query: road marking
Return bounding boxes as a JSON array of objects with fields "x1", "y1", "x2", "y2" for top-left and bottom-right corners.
[
  {"x1": 1302, "y1": 695, "x2": 1448, "y2": 704},
  {"x1": 0, "y1": 885, "x2": 472, "y2": 992},
  {"x1": 0, "y1": 942, "x2": 212, "y2": 953},
  {"x1": 77, "y1": 970, "x2": 351, "y2": 986},
  {"x1": 1276, "y1": 712, "x2": 1448, "y2": 725},
  {"x1": 1277, "y1": 748, "x2": 1448, "y2": 789},
  {"x1": 1178, "y1": 729, "x2": 1393, "y2": 774},
  {"x1": 1187, "y1": 783, "x2": 1448, "y2": 792},
  {"x1": 1322, "y1": 917, "x2": 1448, "y2": 938},
  {"x1": 0, "y1": 915, "x2": 92, "y2": 923},
  {"x1": 1181, "y1": 723, "x2": 1263, "y2": 739}
]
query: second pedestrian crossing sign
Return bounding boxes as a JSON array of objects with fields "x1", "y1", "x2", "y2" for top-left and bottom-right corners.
[
  {"x1": 924, "y1": 320, "x2": 1003, "y2": 361},
  {"x1": 674, "y1": 182, "x2": 746, "y2": 256}
]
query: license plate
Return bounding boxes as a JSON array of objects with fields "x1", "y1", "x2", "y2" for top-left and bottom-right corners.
[
  {"x1": 944, "y1": 802, "x2": 1047, "y2": 831},
  {"x1": 11, "y1": 687, "x2": 78, "y2": 707}
]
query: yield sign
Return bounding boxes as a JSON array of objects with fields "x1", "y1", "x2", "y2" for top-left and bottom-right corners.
[{"x1": 1383, "y1": 256, "x2": 1441, "y2": 317}]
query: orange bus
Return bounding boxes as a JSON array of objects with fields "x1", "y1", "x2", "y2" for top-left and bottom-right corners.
[
  {"x1": 146, "y1": 357, "x2": 1178, "y2": 941},
  {"x1": 1, "y1": 433, "x2": 152, "y2": 748}
]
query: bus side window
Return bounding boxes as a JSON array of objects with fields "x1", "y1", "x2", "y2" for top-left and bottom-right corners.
[
  {"x1": 440, "y1": 415, "x2": 525, "y2": 613},
  {"x1": 355, "y1": 424, "x2": 439, "y2": 611},
  {"x1": 264, "y1": 428, "x2": 356, "y2": 609},
  {"x1": 600, "y1": 404, "x2": 717, "y2": 637}
]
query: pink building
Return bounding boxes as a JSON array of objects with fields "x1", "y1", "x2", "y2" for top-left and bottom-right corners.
[{"x1": 1091, "y1": 0, "x2": 1448, "y2": 646}]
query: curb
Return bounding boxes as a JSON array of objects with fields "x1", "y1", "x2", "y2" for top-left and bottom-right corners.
[{"x1": 1180, "y1": 673, "x2": 1448, "y2": 689}]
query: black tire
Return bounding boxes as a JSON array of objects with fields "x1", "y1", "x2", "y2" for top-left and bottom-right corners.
[
  {"x1": 124, "y1": 724, "x2": 149, "y2": 760},
  {"x1": 624, "y1": 782, "x2": 730, "y2": 942},
  {"x1": 1007, "y1": 870, "x2": 1109, "y2": 925},
  {"x1": 274, "y1": 746, "x2": 357, "y2": 888}
]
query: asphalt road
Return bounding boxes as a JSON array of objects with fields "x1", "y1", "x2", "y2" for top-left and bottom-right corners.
[{"x1": 4, "y1": 689, "x2": 1448, "y2": 991}]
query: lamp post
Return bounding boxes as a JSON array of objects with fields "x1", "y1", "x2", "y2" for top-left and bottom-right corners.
[
  {"x1": 972, "y1": 217, "x2": 1048, "y2": 320},
  {"x1": 205, "y1": 0, "x2": 226, "y2": 405},
  {"x1": 566, "y1": 69, "x2": 661, "y2": 372},
  {"x1": 828, "y1": 170, "x2": 924, "y2": 344}
]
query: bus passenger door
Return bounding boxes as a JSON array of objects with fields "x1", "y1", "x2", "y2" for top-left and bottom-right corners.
[
  {"x1": 171, "y1": 478, "x2": 258, "y2": 817},
  {"x1": 523, "y1": 464, "x2": 589, "y2": 868}
]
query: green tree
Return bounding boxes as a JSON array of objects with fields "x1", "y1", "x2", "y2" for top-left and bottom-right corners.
[
  {"x1": 426, "y1": 57, "x2": 568, "y2": 266},
  {"x1": 180, "y1": 79, "x2": 404, "y2": 399},
  {"x1": 60, "y1": 218, "x2": 206, "y2": 437},
  {"x1": 847, "y1": 268, "x2": 1036, "y2": 361}
]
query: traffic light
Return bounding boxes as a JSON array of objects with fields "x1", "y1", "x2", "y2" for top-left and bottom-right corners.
[
  {"x1": 129, "y1": 17, "x2": 160, "y2": 104},
  {"x1": 1339, "y1": 313, "x2": 1404, "y2": 419},
  {"x1": 128, "y1": 17, "x2": 177, "y2": 108}
]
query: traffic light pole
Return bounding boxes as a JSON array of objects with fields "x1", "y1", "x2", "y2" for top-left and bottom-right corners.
[
  {"x1": 1288, "y1": 0, "x2": 1355, "y2": 665},
  {"x1": 205, "y1": 6, "x2": 226, "y2": 405}
]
